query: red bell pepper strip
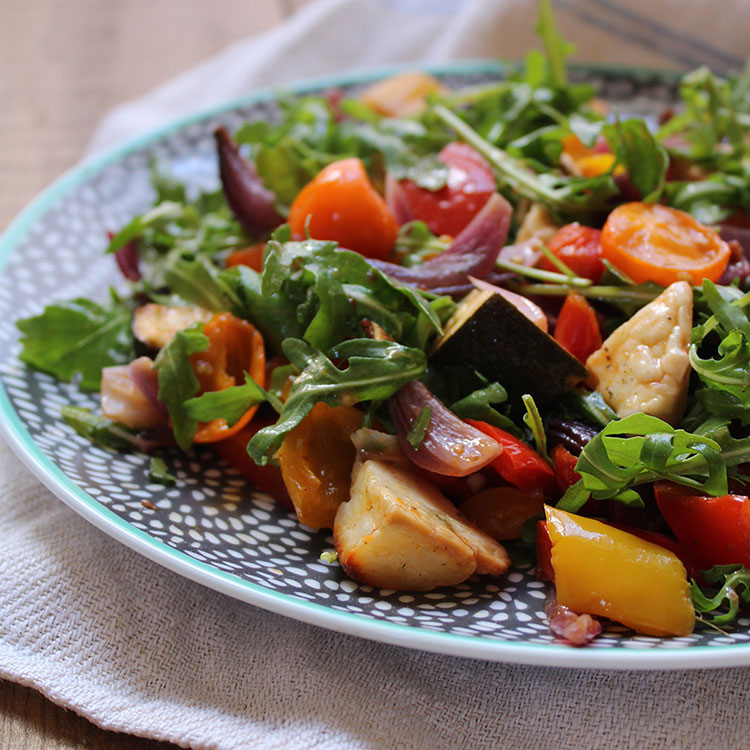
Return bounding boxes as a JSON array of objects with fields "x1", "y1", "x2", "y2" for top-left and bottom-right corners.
[
  {"x1": 654, "y1": 481, "x2": 750, "y2": 571},
  {"x1": 550, "y1": 444, "x2": 581, "y2": 493},
  {"x1": 553, "y1": 292, "x2": 602, "y2": 364},
  {"x1": 466, "y1": 420, "x2": 557, "y2": 495}
]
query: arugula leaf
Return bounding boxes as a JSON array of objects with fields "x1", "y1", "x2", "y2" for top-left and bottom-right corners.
[
  {"x1": 433, "y1": 104, "x2": 618, "y2": 216},
  {"x1": 260, "y1": 238, "x2": 445, "y2": 351},
  {"x1": 603, "y1": 118, "x2": 668, "y2": 202},
  {"x1": 691, "y1": 564, "x2": 750, "y2": 626},
  {"x1": 450, "y1": 381, "x2": 516, "y2": 432},
  {"x1": 690, "y1": 329, "x2": 750, "y2": 402},
  {"x1": 163, "y1": 254, "x2": 243, "y2": 313},
  {"x1": 148, "y1": 456, "x2": 176, "y2": 486},
  {"x1": 690, "y1": 280, "x2": 750, "y2": 422},
  {"x1": 522, "y1": 393, "x2": 550, "y2": 463},
  {"x1": 534, "y1": 0, "x2": 574, "y2": 88},
  {"x1": 571, "y1": 413, "x2": 728, "y2": 505},
  {"x1": 556, "y1": 479, "x2": 593, "y2": 513},
  {"x1": 406, "y1": 406, "x2": 432, "y2": 449},
  {"x1": 18, "y1": 296, "x2": 134, "y2": 391},
  {"x1": 106, "y1": 202, "x2": 184, "y2": 255},
  {"x1": 235, "y1": 94, "x2": 452, "y2": 213},
  {"x1": 695, "y1": 387, "x2": 750, "y2": 425},
  {"x1": 183, "y1": 373, "x2": 266, "y2": 427},
  {"x1": 152, "y1": 323, "x2": 209, "y2": 451},
  {"x1": 247, "y1": 338, "x2": 426, "y2": 464},
  {"x1": 219, "y1": 265, "x2": 305, "y2": 353},
  {"x1": 61, "y1": 406, "x2": 145, "y2": 453},
  {"x1": 564, "y1": 388, "x2": 617, "y2": 429}
]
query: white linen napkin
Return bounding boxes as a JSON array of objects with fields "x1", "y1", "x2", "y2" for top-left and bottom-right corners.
[{"x1": 4, "y1": 1, "x2": 750, "y2": 748}]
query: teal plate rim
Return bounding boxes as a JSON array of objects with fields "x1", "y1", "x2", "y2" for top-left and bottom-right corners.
[{"x1": 0, "y1": 59, "x2": 740, "y2": 670}]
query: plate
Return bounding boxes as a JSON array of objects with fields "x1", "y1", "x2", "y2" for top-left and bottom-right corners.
[{"x1": 2, "y1": 61, "x2": 747, "y2": 669}]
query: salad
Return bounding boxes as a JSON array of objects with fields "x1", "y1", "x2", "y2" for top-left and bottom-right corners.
[{"x1": 16, "y1": 0, "x2": 750, "y2": 646}]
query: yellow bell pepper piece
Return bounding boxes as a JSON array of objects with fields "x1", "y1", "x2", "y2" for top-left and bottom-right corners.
[
  {"x1": 577, "y1": 153, "x2": 624, "y2": 178},
  {"x1": 545, "y1": 505, "x2": 695, "y2": 636}
]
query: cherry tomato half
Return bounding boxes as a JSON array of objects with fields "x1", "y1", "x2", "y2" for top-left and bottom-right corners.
[
  {"x1": 397, "y1": 142, "x2": 497, "y2": 237},
  {"x1": 288, "y1": 158, "x2": 398, "y2": 260}
]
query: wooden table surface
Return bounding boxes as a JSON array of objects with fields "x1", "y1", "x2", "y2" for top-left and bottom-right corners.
[{"x1": 0, "y1": 1, "x2": 306, "y2": 746}]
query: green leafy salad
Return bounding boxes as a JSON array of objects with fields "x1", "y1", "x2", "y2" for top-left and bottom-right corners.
[{"x1": 16, "y1": 0, "x2": 750, "y2": 645}]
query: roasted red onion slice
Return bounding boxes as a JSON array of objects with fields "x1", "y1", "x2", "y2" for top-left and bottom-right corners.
[
  {"x1": 371, "y1": 192, "x2": 512, "y2": 289},
  {"x1": 101, "y1": 356, "x2": 167, "y2": 430},
  {"x1": 497, "y1": 238, "x2": 543, "y2": 268},
  {"x1": 214, "y1": 126, "x2": 283, "y2": 238},
  {"x1": 384, "y1": 172, "x2": 414, "y2": 226},
  {"x1": 389, "y1": 380, "x2": 502, "y2": 476},
  {"x1": 545, "y1": 595, "x2": 602, "y2": 647}
]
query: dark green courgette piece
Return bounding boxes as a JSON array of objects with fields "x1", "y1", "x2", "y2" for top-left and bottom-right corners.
[{"x1": 431, "y1": 289, "x2": 588, "y2": 405}]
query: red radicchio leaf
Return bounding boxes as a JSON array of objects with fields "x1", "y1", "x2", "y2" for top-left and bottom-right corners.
[
  {"x1": 545, "y1": 594, "x2": 602, "y2": 647},
  {"x1": 107, "y1": 231, "x2": 141, "y2": 281},
  {"x1": 214, "y1": 126, "x2": 283, "y2": 238},
  {"x1": 371, "y1": 192, "x2": 512, "y2": 289},
  {"x1": 389, "y1": 380, "x2": 502, "y2": 477}
]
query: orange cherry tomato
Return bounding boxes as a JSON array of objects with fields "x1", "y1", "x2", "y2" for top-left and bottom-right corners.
[
  {"x1": 225, "y1": 243, "x2": 265, "y2": 272},
  {"x1": 540, "y1": 223, "x2": 604, "y2": 283},
  {"x1": 287, "y1": 158, "x2": 398, "y2": 260},
  {"x1": 553, "y1": 291, "x2": 602, "y2": 364},
  {"x1": 190, "y1": 313, "x2": 266, "y2": 443},
  {"x1": 601, "y1": 202, "x2": 731, "y2": 286}
]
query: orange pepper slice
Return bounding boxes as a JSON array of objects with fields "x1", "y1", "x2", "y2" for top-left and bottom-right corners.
[
  {"x1": 601, "y1": 202, "x2": 731, "y2": 286},
  {"x1": 276, "y1": 402, "x2": 364, "y2": 529},
  {"x1": 190, "y1": 312, "x2": 265, "y2": 443}
]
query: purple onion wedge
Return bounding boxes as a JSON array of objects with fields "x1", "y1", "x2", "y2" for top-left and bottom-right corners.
[
  {"x1": 214, "y1": 126, "x2": 283, "y2": 238},
  {"x1": 371, "y1": 192, "x2": 512, "y2": 289},
  {"x1": 389, "y1": 380, "x2": 502, "y2": 476}
]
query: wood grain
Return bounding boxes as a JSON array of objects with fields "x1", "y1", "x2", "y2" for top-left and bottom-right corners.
[
  {"x1": 0, "y1": 679, "x2": 178, "y2": 749},
  {"x1": 0, "y1": 1, "x2": 306, "y2": 746},
  {"x1": 0, "y1": 0, "x2": 306, "y2": 231}
]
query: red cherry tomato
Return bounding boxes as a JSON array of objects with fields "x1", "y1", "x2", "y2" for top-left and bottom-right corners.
[
  {"x1": 553, "y1": 291, "x2": 602, "y2": 364},
  {"x1": 465, "y1": 420, "x2": 557, "y2": 496},
  {"x1": 398, "y1": 142, "x2": 497, "y2": 237},
  {"x1": 288, "y1": 158, "x2": 398, "y2": 260},
  {"x1": 540, "y1": 223, "x2": 605, "y2": 283},
  {"x1": 655, "y1": 481, "x2": 750, "y2": 571}
]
